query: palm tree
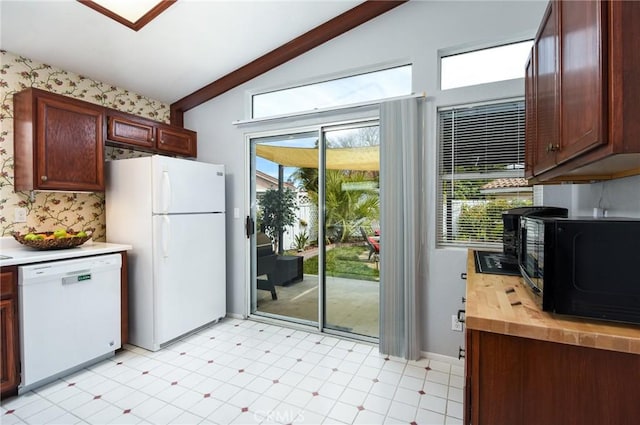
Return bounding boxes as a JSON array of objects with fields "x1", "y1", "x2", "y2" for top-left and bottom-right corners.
[{"x1": 325, "y1": 169, "x2": 379, "y2": 242}]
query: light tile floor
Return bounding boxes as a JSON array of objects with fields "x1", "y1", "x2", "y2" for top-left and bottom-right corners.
[{"x1": 1, "y1": 318, "x2": 465, "y2": 425}]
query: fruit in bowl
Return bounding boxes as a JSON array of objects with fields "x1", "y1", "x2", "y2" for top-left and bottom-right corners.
[{"x1": 14, "y1": 229, "x2": 92, "y2": 250}]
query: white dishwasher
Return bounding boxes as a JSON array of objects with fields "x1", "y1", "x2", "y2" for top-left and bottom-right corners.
[{"x1": 18, "y1": 254, "x2": 122, "y2": 393}]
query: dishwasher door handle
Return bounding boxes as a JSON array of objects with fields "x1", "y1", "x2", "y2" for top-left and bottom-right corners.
[{"x1": 62, "y1": 270, "x2": 93, "y2": 285}]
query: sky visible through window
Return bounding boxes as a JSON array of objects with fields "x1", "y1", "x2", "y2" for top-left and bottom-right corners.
[
  {"x1": 441, "y1": 40, "x2": 533, "y2": 90},
  {"x1": 253, "y1": 65, "x2": 411, "y2": 119},
  {"x1": 256, "y1": 135, "x2": 317, "y2": 183}
]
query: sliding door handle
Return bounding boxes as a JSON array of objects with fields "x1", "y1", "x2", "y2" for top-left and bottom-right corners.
[{"x1": 246, "y1": 216, "x2": 255, "y2": 238}]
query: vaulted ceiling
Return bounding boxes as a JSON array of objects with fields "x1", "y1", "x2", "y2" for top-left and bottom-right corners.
[{"x1": 0, "y1": 0, "x2": 392, "y2": 108}]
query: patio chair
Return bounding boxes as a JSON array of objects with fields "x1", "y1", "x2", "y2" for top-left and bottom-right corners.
[
  {"x1": 256, "y1": 232, "x2": 277, "y2": 300},
  {"x1": 359, "y1": 227, "x2": 380, "y2": 263}
]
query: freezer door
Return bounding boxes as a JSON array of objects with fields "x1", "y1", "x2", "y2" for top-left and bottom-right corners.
[
  {"x1": 152, "y1": 213, "x2": 226, "y2": 347},
  {"x1": 152, "y1": 156, "x2": 225, "y2": 214}
]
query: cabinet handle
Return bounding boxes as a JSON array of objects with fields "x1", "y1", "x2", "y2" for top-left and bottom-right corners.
[
  {"x1": 41, "y1": 175, "x2": 48, "y2": 182},
  {"x1": 545, "y1": 143, "x2": 560, "y2": 152}
]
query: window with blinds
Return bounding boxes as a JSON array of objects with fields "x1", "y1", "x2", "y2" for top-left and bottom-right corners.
[{"x1": 436, "y1": 99, "x2": 532, "y2": 248}]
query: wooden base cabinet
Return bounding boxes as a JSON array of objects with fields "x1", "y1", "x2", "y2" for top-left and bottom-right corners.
[
  {"x1": 526, "y1": 0, "x2": 640, "y2": 183},
  {"x1": 464, "y1": 329, "x2": 640, "y2": 425},
  {"x1": 1, "y1": 266, "x2": 20, "y2": 398}
]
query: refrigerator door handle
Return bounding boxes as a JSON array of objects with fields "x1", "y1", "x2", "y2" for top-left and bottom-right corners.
[
  {"x1": 161, "y1": 170, "x2": 172, "y2": 213},
  {"x1": 162, "y1": 215, "x2": 171, "y2": 258}
]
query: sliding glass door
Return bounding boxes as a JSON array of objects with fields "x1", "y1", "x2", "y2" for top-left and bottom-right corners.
[
  {"x1": 322, "y1": 123, "x2": 380, "y2": 338},
  {"x1": 250, "y1": 131, "x2": 319, "y2": 326},
  {"x1": 249, "y1": 120, "x2": 380, "y2": 339}
]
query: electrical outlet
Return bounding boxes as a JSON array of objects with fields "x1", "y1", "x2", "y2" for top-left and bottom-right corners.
[
  {"x1": 14, "y1": 207, "x2": 27, "y2": 223},
  {"x1": 451, "y1": 314, "x2": 463, "y2": 332}
]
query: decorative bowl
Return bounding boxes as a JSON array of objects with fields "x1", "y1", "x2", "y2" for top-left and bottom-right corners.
[{"x1": 13, "y1": 231, "x2": 91, "y2": 250}]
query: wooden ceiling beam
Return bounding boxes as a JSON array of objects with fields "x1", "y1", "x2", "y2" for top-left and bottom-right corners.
[{"x1": 170, "y1": 0, "x2": 408, "y2": 126}]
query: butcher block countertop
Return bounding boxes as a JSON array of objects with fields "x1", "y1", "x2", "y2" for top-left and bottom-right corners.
[{"x1": 466, "y1": 250, "x2": 640, "y2": 355}]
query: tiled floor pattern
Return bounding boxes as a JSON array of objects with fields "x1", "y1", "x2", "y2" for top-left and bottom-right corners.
[{"x1": 1, "y1": 318, "x2": 465, "y2": 425}]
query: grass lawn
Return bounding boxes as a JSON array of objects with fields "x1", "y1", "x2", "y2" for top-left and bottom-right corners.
[{"x1": 303, "y1": 244, "x2": 379, "y2": 281}]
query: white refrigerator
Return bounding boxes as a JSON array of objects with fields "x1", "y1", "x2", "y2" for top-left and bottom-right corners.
[{"x1": 106, "y1": 155, "x2": 226, "y2": 351}]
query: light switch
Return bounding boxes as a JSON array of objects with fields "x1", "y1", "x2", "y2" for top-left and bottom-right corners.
[{"x1": 14, "y1": 207, "x2": 27, "y2": 222}]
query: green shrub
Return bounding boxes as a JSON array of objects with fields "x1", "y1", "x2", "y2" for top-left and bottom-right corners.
[
  {"x1": 304, "y1": 245, "x2": 379, "y2": 281},
  {"x1": 457, "y1": 199, "x2": 531, "y2": 243}
]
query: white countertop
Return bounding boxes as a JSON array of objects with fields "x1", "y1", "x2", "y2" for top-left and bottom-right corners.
[{"x1": 0, "y1": 237, "x2": 132, "y2": 267}]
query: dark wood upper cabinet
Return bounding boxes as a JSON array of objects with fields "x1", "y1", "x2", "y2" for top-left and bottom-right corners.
[
  {"x1": 557, "y1": 0, "x2": 607, "y2": 162},
  {"x1": 105, "y1": 109, "x2": 197, "y2": 158},
  {"x1": 13, "y1": 89, "x2": 198, "y2": 195},
  {"x1": 532, "y1": 1, "x2": 560, "y2": 176},
  {"x1": 107, "y1": 112, "x2": 156, "y2": 150},
  {"x1": 14, "y1": 88, "x2": 105, "y2": 192},
  {"x1": 156, "y1": 124, "x2": 197, "y2": 157},
  {"x1": 526, "y1": 0, "x2": 640, "y2": 183}
]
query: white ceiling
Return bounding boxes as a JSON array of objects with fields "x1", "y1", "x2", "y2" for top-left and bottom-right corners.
[{"x1": 0, "y1": 0, "x2": 361, "y2": 104}]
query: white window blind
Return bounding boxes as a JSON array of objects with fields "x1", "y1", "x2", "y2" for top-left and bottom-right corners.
[{"x1": 437, "y1": 100, "x2": 532, "y2": 248}]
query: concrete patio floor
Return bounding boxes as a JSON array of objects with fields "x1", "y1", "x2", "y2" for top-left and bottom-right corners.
[{"x1": 255, "y1": 274, "x2": 380, "y2": 338}]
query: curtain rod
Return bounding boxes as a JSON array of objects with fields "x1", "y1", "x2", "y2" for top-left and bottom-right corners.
[{"x1": 233, "y1": 92, "x2": 426, "y2": 126}]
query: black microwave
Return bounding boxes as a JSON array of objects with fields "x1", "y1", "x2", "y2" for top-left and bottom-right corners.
[
  {"x1": 502, "y1": 206, "x2": 568, "y2": 258},
  {"x1": 519, "y1": 216, "x2": 640, "y2": 325}
]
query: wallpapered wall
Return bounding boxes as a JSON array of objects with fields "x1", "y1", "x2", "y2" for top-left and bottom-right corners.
[{"x1": 0, "y1": 50, "x2": 170, "y2": 241}]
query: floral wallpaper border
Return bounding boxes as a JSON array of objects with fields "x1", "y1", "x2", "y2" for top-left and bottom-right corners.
[{"x1": 0, "y1": 50, "x2": 170, "y2": 240}]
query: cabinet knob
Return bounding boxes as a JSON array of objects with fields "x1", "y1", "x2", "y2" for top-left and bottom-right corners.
[
  {"x1": 41, "y1": 175, "x2": 48, "y2": 182},
  {"x1": 151, "y1": 137, "x2": 155, "y2": 142},
  {"x1": 160, "y1": 139, "x2": 165, "y2": 144},
  {"x1": 546, "y1": 143, "x2": 560, "y2": 153}
]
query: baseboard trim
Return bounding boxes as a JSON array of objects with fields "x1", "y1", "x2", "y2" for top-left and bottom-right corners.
[{"x1": 420, "y1": 350, "x2": 464, "y2": 367}]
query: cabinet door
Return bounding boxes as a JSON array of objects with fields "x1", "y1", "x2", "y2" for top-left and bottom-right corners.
[
  {"x1": 534, "y1": 1, "x2": 559, "y2": 175},
  {"x1": 557, "y1": 0, "x2": 607, "y2": 162},
  {"x1": 107, "y1": 113, "x2": 156, "y2": 150},
  {"x1": 0, "y1": 267, "x2": 19, "y2": 397},
  {"x1": 524, "y1": 50, "x2": 536, "y2": 179},
  {"x1": 36, "y1": 94, "x2": 104, "y2": 191},
  {"x1": 156, "y1": 125, "x2": 197, "y2": 157},
  {"x1": 473, "y1": 331, "x2": 523, "y2": 425}
]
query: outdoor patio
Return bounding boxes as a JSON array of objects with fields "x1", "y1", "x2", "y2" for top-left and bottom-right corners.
[{"x1": 256, "y1": 273, "x2": 380, "y2": 338}]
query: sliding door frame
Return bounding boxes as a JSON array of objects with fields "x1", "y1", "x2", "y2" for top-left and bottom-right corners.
[{"x1": 244, "y1": 115, "x2": 379, "y2": 342}]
